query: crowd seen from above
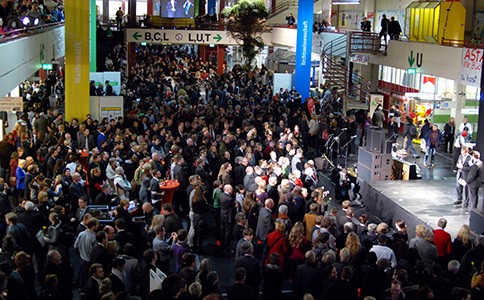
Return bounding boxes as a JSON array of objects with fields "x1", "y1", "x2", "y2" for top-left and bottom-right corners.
[{"x1": 0, "y1": 42, "x2": 481, "y2": 300}]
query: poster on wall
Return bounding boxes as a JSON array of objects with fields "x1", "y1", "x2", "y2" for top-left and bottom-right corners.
[
  {"x1": 457, "y1": 47, "x2": 483, "y2": 88},
  {"x1": 338, "y1": 11, "x2": 363, "y2": 29},
  {"x1": 370, "y1": 94, "x2": 384, "y2": 118}
]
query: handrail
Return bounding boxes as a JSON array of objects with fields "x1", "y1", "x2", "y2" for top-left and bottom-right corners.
[
  {"x1": 269, "y1": 0, "x2": 298, "y2": 18},
  {"x1": 321, "y1": 33, "x2": 371, "y2": 107},
  {"x1": 0, "y1": 21, "x2": 64, "y2": 43}
]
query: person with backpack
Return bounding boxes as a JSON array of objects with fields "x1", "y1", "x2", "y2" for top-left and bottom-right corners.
[{"x1": 403, "y1": 116, "x2": 420, "y2": 158}]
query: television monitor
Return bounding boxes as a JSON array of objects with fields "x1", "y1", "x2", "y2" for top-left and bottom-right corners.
[{"x1": 155, "y1": 0, "x2": 195, "y2": 19}]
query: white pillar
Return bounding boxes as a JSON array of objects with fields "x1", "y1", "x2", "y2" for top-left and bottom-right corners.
[{"x1": 452, "y1": 82, "x2": 467, "y2": 126}]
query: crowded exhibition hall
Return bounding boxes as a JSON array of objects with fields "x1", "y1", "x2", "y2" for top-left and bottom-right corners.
[{"x1": 0, "y1": 0, "x2": 483, "y2": 300}]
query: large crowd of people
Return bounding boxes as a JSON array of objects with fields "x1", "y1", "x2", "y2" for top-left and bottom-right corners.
[{"x1": 0, "y1": 38, "x2": 482, "y2": 300}]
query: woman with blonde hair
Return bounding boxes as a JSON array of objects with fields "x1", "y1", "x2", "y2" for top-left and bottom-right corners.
[
  {"x1": 15, "y1": 159, "x2": 27, "y2": 202},
  {"x1": 288, "y1": 221, "x2": 310, "y2": 277},
  {"x1": 146, "y1": 214, "x2": 165, "y2": 247},
  {"x1": 452, "y1": 224, "x2": 474, "y2": 260},
  {"x1": 345, "y1": 232, "x2": 365, "y2": 268},
  {"x1": 255, "y1": 180, "x2": 268, "y2": 204}
]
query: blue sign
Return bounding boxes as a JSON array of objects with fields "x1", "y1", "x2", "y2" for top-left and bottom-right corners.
[
  {"x1": 208, "y1": 0, "x2": 216, "y2": 15},
  {"x1": 294, "y1": 0, "x2": 314, "y2": 103}
]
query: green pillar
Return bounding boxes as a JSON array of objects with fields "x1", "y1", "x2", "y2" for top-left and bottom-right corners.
[{"x1": 90, "y1": 0, "x2": 97, "y2": 72}]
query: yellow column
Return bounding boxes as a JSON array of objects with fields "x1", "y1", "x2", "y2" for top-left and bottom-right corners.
[{"x1": 65, "y1": 0, "x2": 90, "y2": 121}]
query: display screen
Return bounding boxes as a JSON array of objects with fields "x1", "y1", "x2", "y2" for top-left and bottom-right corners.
[{"x1": 154, "y1": 0, "x2": 195, "y2": 19}]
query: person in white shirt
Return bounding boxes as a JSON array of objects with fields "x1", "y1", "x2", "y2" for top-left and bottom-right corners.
[
  {"x1": 458, "y1": 116, "x2": 473, "y2": 137},
  {"x1": 369, "y1": 233, "x2": 397, "y2": 268}
]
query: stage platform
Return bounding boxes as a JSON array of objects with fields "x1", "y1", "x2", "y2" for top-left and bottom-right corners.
[{"x1": 361, "y1": 178, "x2": 479, "y2": 240}]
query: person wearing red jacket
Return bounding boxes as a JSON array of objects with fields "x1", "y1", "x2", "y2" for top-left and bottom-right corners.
[{"x1": 433, "y1": 218, "x2": 452, "y2": 267}]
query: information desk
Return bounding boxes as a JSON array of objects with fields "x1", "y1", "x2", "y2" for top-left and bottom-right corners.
[{"x1": 160, "y1": 180, "x2": 180, "y2": 205}]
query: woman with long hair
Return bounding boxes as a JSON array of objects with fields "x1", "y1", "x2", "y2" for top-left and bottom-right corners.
[
  {"x1": 44, "y1": 212, "x2": 69, "y2": 264},
  {"x1": 242, "y1": 191, "x2": 260, "y2": 231},
  {"x1": 345, "y1": 232, "x2": 366, "y2": 270},
  {"x1": 452, "y1": 224, "x2": 474, "y2": 260},
  {"x1": 188, "y1": 184, "x2": 210, "y2": 252},
  {"x1": 255, "y1": 180, "x2": 268, "y2": 204},
  {"x1": 265, "y1": 221, "x2": 291, "y2": 276},
  {"x1": 15, "y1": 251, "x2": 38, "y2": 300},
  {"x1": 288, "y1": 221, "x2": 310, "y2": 278}
]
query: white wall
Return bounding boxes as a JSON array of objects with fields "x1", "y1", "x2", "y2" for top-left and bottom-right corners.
[
  {"x1": 0, "y1": 26, "x2": 65, "y2": 98},
  {"x1": 369, "y1": 40, "x2": 463, "y2": 81}
]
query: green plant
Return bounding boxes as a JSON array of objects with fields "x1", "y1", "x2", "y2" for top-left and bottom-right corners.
[{"x1": 223, "y1": 0, "x2": 270, "y2": 69}]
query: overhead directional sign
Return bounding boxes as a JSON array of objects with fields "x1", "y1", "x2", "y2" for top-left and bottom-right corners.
[{"x1": 126, "y1": 28, "x2": 272, "y2": 46}]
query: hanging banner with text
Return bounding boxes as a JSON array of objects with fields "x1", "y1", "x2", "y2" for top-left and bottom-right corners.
[
  {"x1": 294, "y1": 0, "x2": 314, "y2": 102},
  {"x1": 65, "y1": 0, "x2": 90, "y2": 121},
  {"x1": 126, "y1": 28, "x2": 273, "y2": 46},
  {"x1": 457, "y1": 48, "x2": 483, "y2": 88}
]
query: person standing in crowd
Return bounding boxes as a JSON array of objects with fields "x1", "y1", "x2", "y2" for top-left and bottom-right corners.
[
  {"x1": 443, "y1": 117, "x2": 456, "y2": 154},
  {"x1": 464, "y1": 151, "x2": 483, "y2": 210},
  {"x1": 458, "y1": 116, "x2": 473, "y2": 138},
  {"x1": 361, "y1": 17, "x2": 371, "y2": 32},
  {"x1": 372, "y1": 105, "x2": 385, "y2": 128},
  {"x1": 453, "y1": 128, "x2": 471, "y2": 172},
  {"x1": 454, "y1": 146, "x2": 471, "y2": 207},
  {"x1": 388, "y1": 16, "x2": 402, "y2": 40},
  {"x1": 423, "y1": 124, "x2": 441, "y2": 167},
  {"x1": 403, "y1": 116, "x2": 419, "y2": 157}
]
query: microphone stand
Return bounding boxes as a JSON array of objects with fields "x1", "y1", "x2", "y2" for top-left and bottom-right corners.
[
  {"x1": 333, "y1": 130, "x2": 346, "y2": 166},
  {"x1": 325, "y1": 134, "x2": 334, "y2": 157},
  {"x1": 343, "y1": 135, "x2": 357, "y2": 168}
]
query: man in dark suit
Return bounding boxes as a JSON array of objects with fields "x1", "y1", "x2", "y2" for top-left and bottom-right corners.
[
  {"x1": 233, "y1": 157, "x2": 247, "y2": 186},
  {"x1": 90, "y1": 231, "x2": 111, "y2": 274},
  {"x1": 85, "y1": 263, "x2": 104, "y2": 300},
  {"x1": 293, "y1": 251, "x2": 321, "y2": 299},
  {"x1": 173, "y1": 154, "x2": 188, "y2": 214},
  {"x1": 78, "y1": 128, "x2": 96, "y2": 151},
  {"x1": 455, "y1": 146, "x2": 472, "y2": 206},
  {"x1": 234, "y1": 241, "x2": 261, "y2": 298},
  {"x1": 105, "y1": 80, "x2": 116, "y2": 96},
  {"x1": 114, "y1": 218, "x2": 134, "y2": 249},
  {"x1": 45, "y1": 146, "x2": 58, "y2": 179},
  {"x1": 38, "y1": 250, "x2": 73, "y2": 299},
  {"x1": 256, "y1": 199, "x2": 274, "y2": 244},
  {"x1": 465, "y1": 151, "x2": 483, "y2": 209},
  {"x1": 225, "y1": 267, "x2": 254, "y2": 300},
  {"x1": 220, "y1": 184, "x2": 236, "y2": 252},
  {"x1": 69, "y1": 172, "x2": 88, "y2": 209}
]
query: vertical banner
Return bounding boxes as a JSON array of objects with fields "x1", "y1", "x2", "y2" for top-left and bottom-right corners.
[
  {"x1": 65, "y1": 0, "x2": 90, "y2": 121},
  {"x1": 208, "y1": 0, "x2": 216, "y2": 15},
  {"x1": 90, "y1": 0, "x2": 97, "y2": 72},
  {"x1": 295, "y1": 0, "x2": 314, "y2": 103},
  {"x1": 457, "y1": 48, "x2": 483, "y2": 88}
]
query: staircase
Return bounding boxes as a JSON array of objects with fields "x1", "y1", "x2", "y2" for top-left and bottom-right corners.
[
  {"x1": 321, "y1": 34, "x2": 372, "y2": 113},
  {"x1": 267, "y1": 0, "x2": 320, "y2": 24},
  {"x1": 269, "y1": 0, "x2": 298, "y2": 18}
]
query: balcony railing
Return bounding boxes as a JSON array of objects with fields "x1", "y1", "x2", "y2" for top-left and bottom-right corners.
[
  {"x1": 0, "y1": 21, "x2": 64, "y2": 44},
  {"x1": 441, "y1": 38, "x2": 484, "y2": 49}
]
